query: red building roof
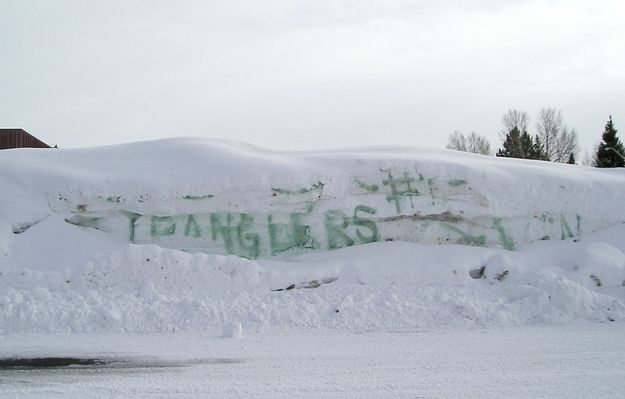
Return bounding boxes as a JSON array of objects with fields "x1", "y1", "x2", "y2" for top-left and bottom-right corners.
[{"x1": 0, "y1": 129, "x2": 50, "y2": 150}]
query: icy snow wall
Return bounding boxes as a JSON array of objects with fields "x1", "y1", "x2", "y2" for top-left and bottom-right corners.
[{"x1": 2, "y1": 138, "x2": 625, "y2": 259}]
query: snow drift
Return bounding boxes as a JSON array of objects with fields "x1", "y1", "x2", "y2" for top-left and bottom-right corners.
[
  {"x1": 1, "y1": 138, "x2": 624, "y2": 333},
  {"x1": 2, "y1": 138, "x2": 625, "y2": 258}
]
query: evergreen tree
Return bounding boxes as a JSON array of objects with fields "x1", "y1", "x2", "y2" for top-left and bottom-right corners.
[
  {"x1": 567, "y1": 153, "x2": 575, "y2": 164},
  {"x1": 497, "y1": 128, "x2": 548, "y2": 161},
  {"x1": 596, "y1": 116, "x2": 625, "y2": 168},
  {"x1": 520, "y1": 131, "x2": 534, "y2": 159},
  {"x1": 531, "y1": 135, "x2": 546, "y2": 160},
  {"x1": 497, "y1": 127, "x2": 523, "y2": 158}
]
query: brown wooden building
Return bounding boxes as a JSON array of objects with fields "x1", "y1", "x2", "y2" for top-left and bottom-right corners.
[{"x1": 0, "y1": 129, "x2": 50, "y2": 150}]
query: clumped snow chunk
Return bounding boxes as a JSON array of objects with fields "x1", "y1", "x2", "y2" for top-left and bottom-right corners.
[
  {"x1": 574, "y1": 243, "x2": 625, "y2": 288},
  {"x1": 483, "y1": 254, "x2": 515, "y2": 283}
]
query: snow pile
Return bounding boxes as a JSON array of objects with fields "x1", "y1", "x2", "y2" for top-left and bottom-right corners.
[
  {"x1": 1, "y1": 227, "x2": 624, "y2": 333},
  {"x1": 1, "y1": 138, "x2": 625, "y2": 333},
  {"x1": 2, "y1": 138, "x2": 625, "y2": 258},
  {"x1": 573, "y1": 243, "x2": 625, "y2": 288}
]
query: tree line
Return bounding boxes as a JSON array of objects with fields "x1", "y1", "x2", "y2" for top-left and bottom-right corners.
[{"x1": 446, "y1": 108, "x2": 625, "y2": 167}]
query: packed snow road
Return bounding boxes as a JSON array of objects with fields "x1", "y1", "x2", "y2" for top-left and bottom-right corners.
[{"x1": 2, "y1": 324, "x2": 624, "y2": 399}]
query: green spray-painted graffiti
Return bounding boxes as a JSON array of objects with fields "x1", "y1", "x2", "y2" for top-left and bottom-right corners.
[
  {"x1": 382, "y1": 171, "x2": 419, "y2": 213},
  {"x1": 353, "y1": 178, "x2": 379, "y2": 193},
  {"x1": 114, "y1": 206, "x2": 381, "y2": 258},
  {"x1": 493, "y1": 217, "x2": 515, "y2": 251},
  {"x1": 184, "y1": 214, "x2": 201, "y2": 237},
  {"x1": 210, "y1": 213, "x2": 260, "y2": 258},
  {"x1": 120, "y1": 210, "x2": 141, "y2": 242},
  {"x1": 271, "y1": 182, "x2": 325, "y2": 196},
  {"x1": 268, "y1": 213, "x2": 318, "y2": 255},
  {"x1": 441, "y1": 223, "x2": 487, "y2": 246},
  {"x1": 324, "y1": 206, "x2": 380, "y2": 249},
  {"x1": 447, "y1": 179, "x2": 468, "y2": 187},
  {"x1": 151, "y1": 216, "x2": 176, "y2": 237},
  {"x1": 62, "y1": 170, "x2": 587, "y2": 258},
  {"x1": 182, "y1": 194, "x2": 214, "y2": 201},
  {"x1": 89, "y1": 208, "x2": 582, "y2": 258}
]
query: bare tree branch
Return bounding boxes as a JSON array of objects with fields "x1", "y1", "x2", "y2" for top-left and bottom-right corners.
[
  {"x1": 447, "y1": 131, "x2": 491, "y2": 155},
  {"x1": 447, "y1": 131, "x2": 468, "y2": 152},
  {"x1": 552, "y1": 126, "x2": 579, "y2": 163},
  {"x1": 501, "y1": 109, "x2": 530, "y2": 138},
  {"x1": 536, "y1": 108, "x2": 563, "y2": 161}
]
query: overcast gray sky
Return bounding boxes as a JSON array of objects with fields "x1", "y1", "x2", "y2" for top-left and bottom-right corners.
[{"x1": 1, "y1": 0, "x2": 623, "y2": 156}]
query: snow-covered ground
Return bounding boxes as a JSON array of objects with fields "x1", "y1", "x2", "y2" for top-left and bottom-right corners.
[
  {"x1": 2, "y1": 326, "x2": 625, "y2": 398},
  {"x1": 1, "y1": 139, "x2": 625, "y2": 397}
]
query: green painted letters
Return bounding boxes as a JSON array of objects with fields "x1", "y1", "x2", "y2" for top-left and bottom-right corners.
[
  {"x1": 325, "y1": 210, "x2": 354, "y2": 249},
  {"x1": 268, "y1": 213, "x2": 316, "y2": 255},
  {"x1": 493, "y1": 217, "x2": 515, "y2": 250},
  {"x1": 120, "y1": 210, "x2": 142, "y2": 242},
  {"x1": 383, "y1": 172, "x2": 418, "y2": 213},
  {"x1": 353, "y1": 205, "x2": 379, "y2": 243},
  {"x1": 210, "y1": 213, "x2": 260, "y2": 258},
  {"x1": 150, "y1": 216, "x2": 176, "y2": 237},
  {"x1": 184, "y1": 214, "x2": 201, "y2": 237},
  {"x1": 441, "y1": 223, "x2": 486, "y2": 247}
]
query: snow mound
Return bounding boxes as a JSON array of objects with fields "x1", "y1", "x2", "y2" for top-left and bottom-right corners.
[
  {"x1": 1, "y1": 230, "x2": 625, "y2": 333},
  {"x1": 483, "y1": 253, "x2": 515, "y2": 283},
  {"x1": 2, "y1": 138, "x2": 625, "y2": 259},
  {"x1": 574, "y1": 242, "x2": 625, "y2": 288},
  {"x1": 1, "y1": 138, "x2": 625, "y2": 333}
]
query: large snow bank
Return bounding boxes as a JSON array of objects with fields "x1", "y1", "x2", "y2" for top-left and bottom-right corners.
[
  {"x1": 1, "y1": 138, "x2": 624, "y2": 333},
  {"x1": 1, "y1": 226, "x2": 625, "y2": 333},
  {"x1": 1, "y1": 138, "x2": 624, "y2": 258}
]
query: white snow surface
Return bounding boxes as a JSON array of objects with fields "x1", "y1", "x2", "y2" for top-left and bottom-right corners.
[
  {"x1": 1, "y1": 138, "x2": 625, "y2": 333},
  {"x1": 2, "y1": 326, "x2": 625, "y2": 398}
]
